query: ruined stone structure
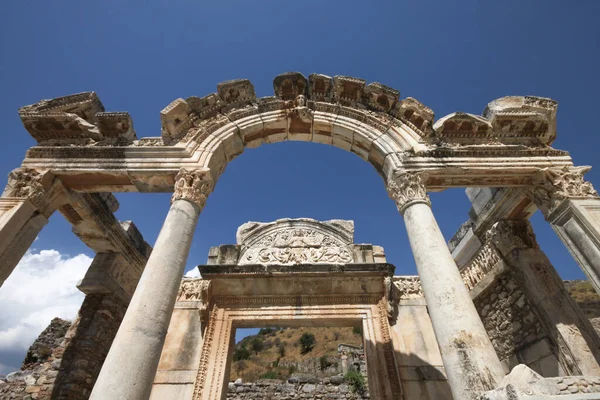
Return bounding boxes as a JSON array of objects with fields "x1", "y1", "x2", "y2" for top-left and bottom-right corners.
[{"x1": 2, "y1": 72, "x2": 600, "y2": 399}]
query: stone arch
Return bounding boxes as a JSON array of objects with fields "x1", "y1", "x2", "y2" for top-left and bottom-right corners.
[{"x1": 159, "y1": 72, "x2": 433, "y2": 184}]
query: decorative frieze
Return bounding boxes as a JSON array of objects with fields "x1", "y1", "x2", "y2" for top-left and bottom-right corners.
[
  {"x1": 461, "y1": 244, "x2": 501, "y2": 291},
  {"x1": 530, "y1": 166, "x2": 598, "y2": 216},
  {"x1": 171, "y1": 168, "x2": 214, "y2": 209},
  {"x1": 386, "y1": 172, "x2": 430, "y2": 214},
  {"x1": 177, "y1": 278, "x2": 211, "y2": 303}
]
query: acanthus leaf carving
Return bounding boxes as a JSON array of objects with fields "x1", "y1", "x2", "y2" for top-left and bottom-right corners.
[
  {"x1": 530, "y1": 166, "x2": 598, "y2": 216},
  {"x1": 386, "y1": 172, "x2": 430, "y2": 214},
  {"x1": 171, "y1": 168, "x2": 214, "y2": 209},
  {"x1": 3, "y1": 168, "x2": 49, "y2": 210},
  {"x1": 392, "y1": 276, "x2": 424, "y2": 299}
]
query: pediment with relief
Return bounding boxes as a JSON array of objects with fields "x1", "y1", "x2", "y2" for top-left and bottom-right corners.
[{"x1": 237, "y1": 218, "x2": 355, "y2": 265}]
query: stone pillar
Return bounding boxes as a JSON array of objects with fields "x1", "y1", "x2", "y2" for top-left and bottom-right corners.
[
  {"x1": 530, "y1": 166, "x2": 600, "y2": 294},
  {"x1": 487, "y1": 220, "x2": 600, "y2": 376},
  {"x1": 90, "y1": 169, "x2": 213, "y2": 400},
  {"x1": 0, "y1": 168, "x2": 64, "y2": 286},
  {"x1": 387, "y1": 173, "x2": 504, "y2": 400}
]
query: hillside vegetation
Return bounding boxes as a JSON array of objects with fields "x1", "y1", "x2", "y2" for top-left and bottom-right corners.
[{"x1": 229, "y1": 326, "x2": 363, "y2": 382}]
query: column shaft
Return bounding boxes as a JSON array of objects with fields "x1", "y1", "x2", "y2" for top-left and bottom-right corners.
[
  {"x1": 90, "y1": 199, "x2": 201, "y2": 400},
  {"x1": 403, "y1": 202, "x2": 504, "y2": 399}
]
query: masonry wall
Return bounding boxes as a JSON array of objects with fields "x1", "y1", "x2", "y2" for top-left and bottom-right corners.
[
  {"x1": 225, "y1": 377, "x2": 369, "y2": 400},
  {"x1": 0, "y1": 293, "x2": 127, "y2": 400},
  {"x1": 474, "y1": 273, "x2": 563, "y2": 376}
]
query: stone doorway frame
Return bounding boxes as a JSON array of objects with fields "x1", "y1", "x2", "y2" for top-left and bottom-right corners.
[{"x1": 192, "y1": 300, "x2": 402, "y2": 400}]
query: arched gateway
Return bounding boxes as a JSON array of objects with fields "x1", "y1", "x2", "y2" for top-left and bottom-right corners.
[{"x1": 2, "y1": 72, "x2": 600, "y2": 399}]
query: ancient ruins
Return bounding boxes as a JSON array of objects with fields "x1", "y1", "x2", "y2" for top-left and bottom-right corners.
[{"x1": 2, "y1": 72, "x2": 600, "y2": 399}]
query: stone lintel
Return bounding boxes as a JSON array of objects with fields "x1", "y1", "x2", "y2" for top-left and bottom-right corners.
[
  {"x1": 198, "y1": 263, "x2": 394, "y2": 278},
  {"x1": 77, "y1": 252, "x2": 138, "y2": 304}
]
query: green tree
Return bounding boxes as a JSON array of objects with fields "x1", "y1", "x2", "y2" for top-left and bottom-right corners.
[
  {"x1": 233, "y1": 346, "x2": 251, "y2": 361},
  {"x1": 250, "y1": 337, "x2": 264, "y2": 354},
  {"x1": 299, "y1": 332, "x2": 316, "y2": 354}
]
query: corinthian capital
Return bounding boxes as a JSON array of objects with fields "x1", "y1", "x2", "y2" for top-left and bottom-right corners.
[
  {"x1": 386, "y1": 172, "x2": 430, "y2": 214},
  {"x1": 2, "y1": 168, "x2": 50, "y2": 210},
  {"x1": 530, "y1": 166, "x2": 598, "y2": 216},
  {"x1": 171, "y1": 169, "x2": 214, "y2": 209}
]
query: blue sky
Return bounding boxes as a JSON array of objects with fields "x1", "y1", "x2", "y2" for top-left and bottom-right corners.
[{"x1": 1, "y1": 0, "x2": 600, "y2": 367}]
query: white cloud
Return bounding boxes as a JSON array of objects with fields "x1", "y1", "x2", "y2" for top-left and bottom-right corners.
[
  {"x1": 184, "y1": 267, "x2": 201, "y2": 278},
  {"x1": 0, "y1": 249, "x2": 92, "y2": 374}
]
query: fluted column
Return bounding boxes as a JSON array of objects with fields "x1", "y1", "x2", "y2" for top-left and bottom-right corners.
[
  {"x1": 90, "y1": 168, "x2": 213, "y2": 400},
  {"x1": 388, "y1": 173, "x2": 503, "y2": 400},
  {"x1": 530, "y1": 166, "x2": 600, "y2": 294}
]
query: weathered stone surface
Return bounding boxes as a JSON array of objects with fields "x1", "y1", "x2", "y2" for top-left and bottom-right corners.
[{"x1": 225, "y1": 376, "x2": 368, "y2": 399}]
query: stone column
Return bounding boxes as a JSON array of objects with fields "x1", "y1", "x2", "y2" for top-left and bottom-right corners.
[
  {"x1": 387, "y1": 173, "x2": 504, "y2": 400},
  {"x1": 0, "y1": 168, "x2": 63, "y2": 286},
  {"x1": 530, "y1": 166, "x2": 600, "y2": 294},
  {"x1": 90, "y1": 168, "x2": 213, "y2": 400},
  {"x1": 487, "y1": 219, "x2": 600, "y2": 376}
]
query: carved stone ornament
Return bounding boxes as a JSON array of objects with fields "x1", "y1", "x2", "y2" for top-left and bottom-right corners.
[
  {"x1": 485, "y1": 220, "x2": 539, "y2": 256},
  {"x1": 386, "y1": 172, "x2": 430, "y2": 214},
  {"x1": 171, "y1": 168, "x2": 214, "y2": 209},
  {"x1": 2, "y1": 168, "x2": 48, "y2": 210},
  {"x1": 237, "y1": 219, "x2": 355, "y2": 265},
  {"x1": 461, "y1": 244, "x2": 501, "y2": 291},
  {"x1": 392, "y1": 276, "x2": 424, "y2": 299},
  {"x1": 177, "y1": 278, "x2": 211, "y2": 304},
  {"x1": 530, "y1": 166, "x2": 598, "y2": 216},
  {"x1": 241, "y1": 227, "x2": 353, "y2": 265}
]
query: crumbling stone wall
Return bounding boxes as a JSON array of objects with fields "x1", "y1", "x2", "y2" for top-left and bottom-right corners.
[
  {"x1": 49, "y1": 294, "x2": 126, "y2": 399},
  {"x1": 474, "y1": 273, "x2": 546, "y2": 364},
  {"x1": 0, "y1": 293, "x2": 127, "y2": 400},
  {"x1": 226, "y1": 376, "x2": 369, "y2": 399},
  {"x1": 0, "y1": 318, "x2": 71, "y2": 399}
]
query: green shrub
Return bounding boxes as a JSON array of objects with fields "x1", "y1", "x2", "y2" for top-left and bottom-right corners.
[
  {"x1": 319, "y1": 355, "x2": 333, "y2": 371},
  {"x1": 288, "y1": 365, "x2": 296, "y2": 375},
  {"x1": 260, "y1": 370, "x2": 278, "y2": 379},
  {"x1": 345, "y1": 370, "x2": 366, "y2": 394},
  {"x1": 278, "y1": 343, "x2": 286, "y2": 357},
  {"x1": 299, "y1": 333, "x2": 316, "y2": 354},
  {"x1": 352, "y1": 326, "x2": 363, "y2": 336}
]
